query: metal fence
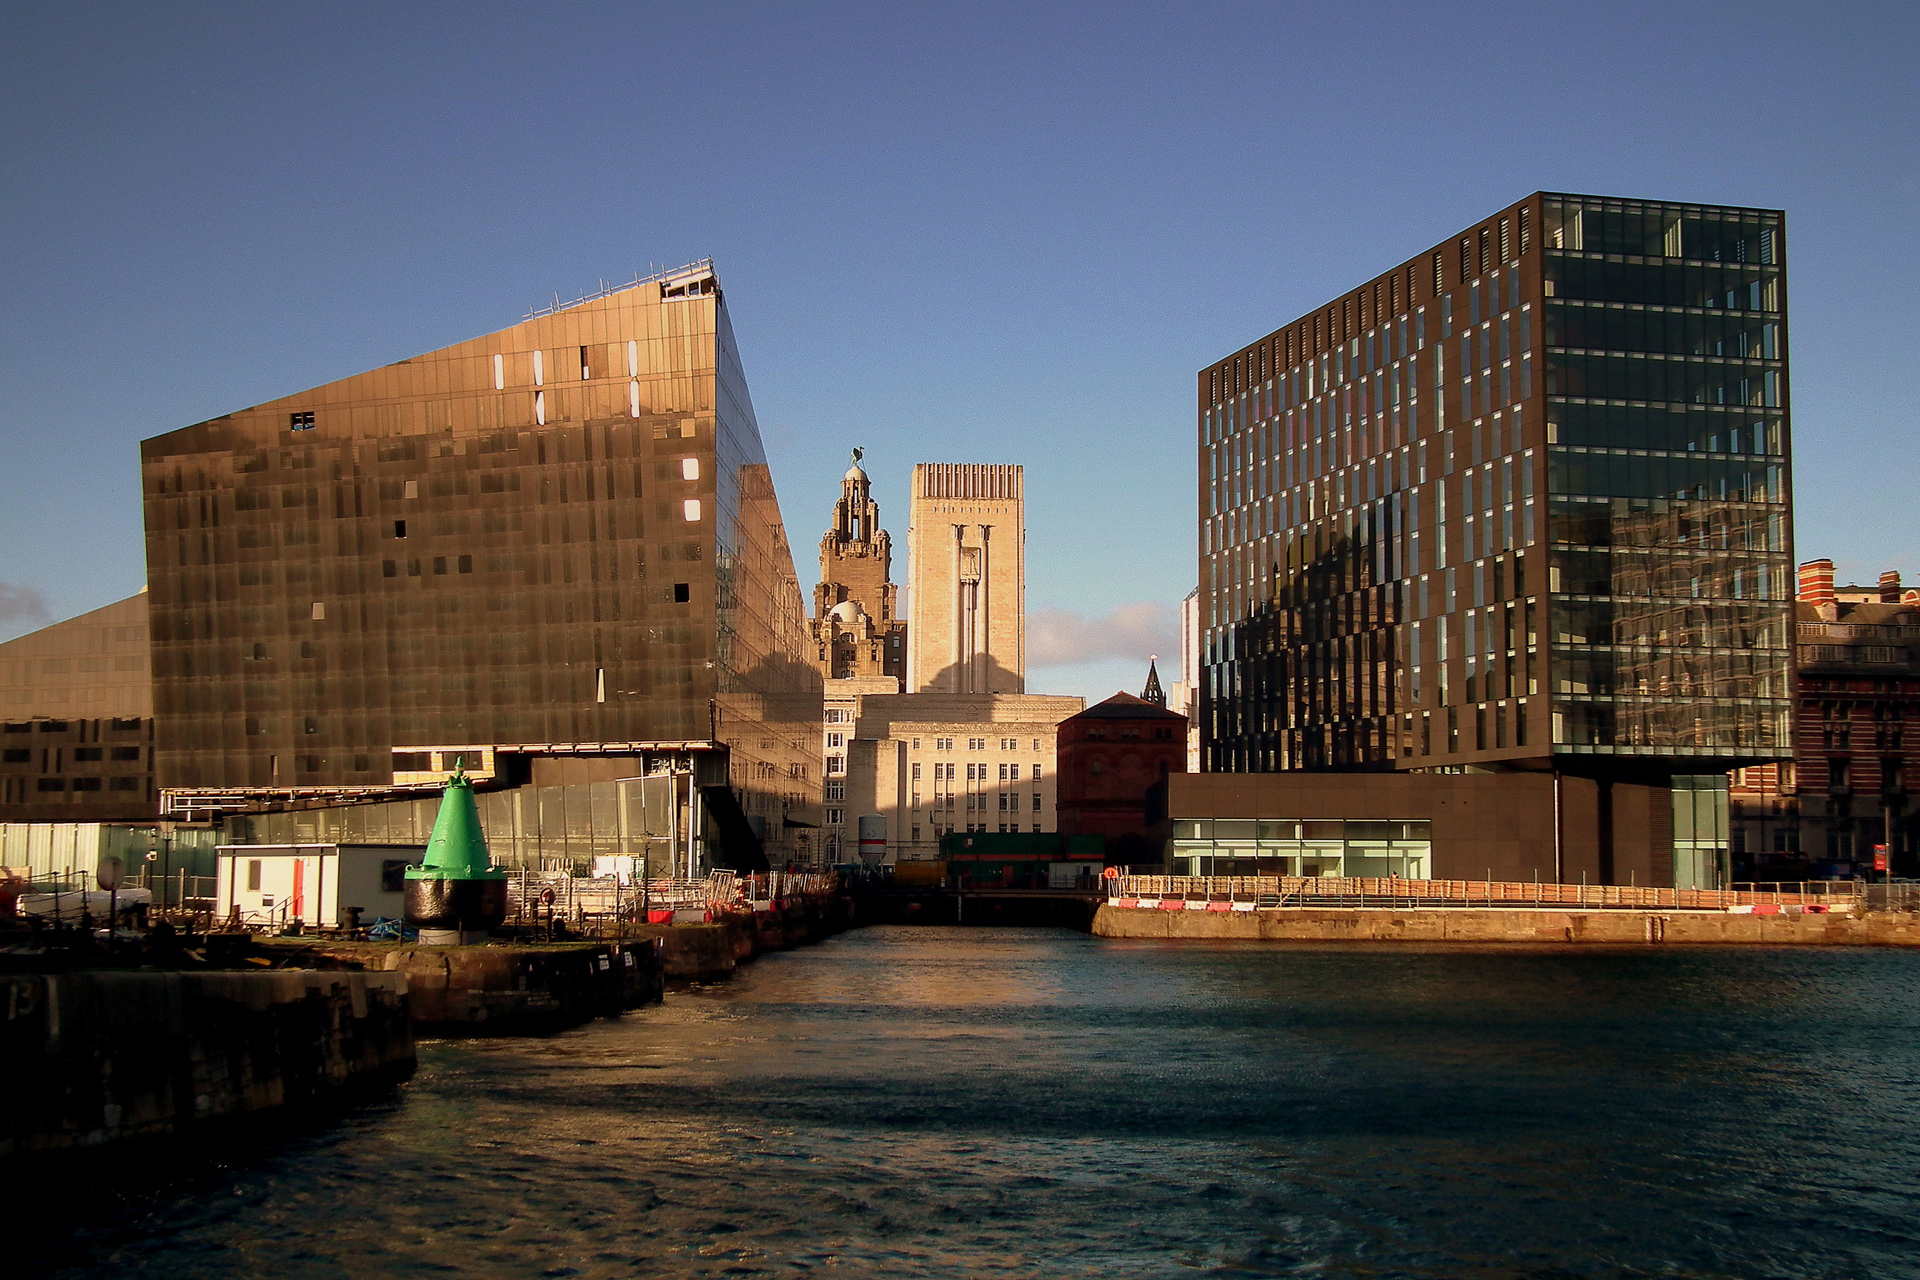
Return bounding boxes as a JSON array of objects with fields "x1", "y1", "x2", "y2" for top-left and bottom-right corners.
[
  {"x1": 1111, "y1": 874, "x2": 1870, "y2": 912},
  {"x1": 507, "y1": 869, "x2": 841, "y2": 931}
]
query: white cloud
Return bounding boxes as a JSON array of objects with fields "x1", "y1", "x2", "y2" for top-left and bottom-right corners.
[
  {"x1": 0, "y1": 582, "x2": 51, "y2": 633},
  {"x1": 1028, "y1": 601, "x2": 1177, "y2": 669}
]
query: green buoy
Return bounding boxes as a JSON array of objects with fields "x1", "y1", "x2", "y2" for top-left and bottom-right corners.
[{"x1": 403, "y1": 760, "x2": 508, "y2": 945}]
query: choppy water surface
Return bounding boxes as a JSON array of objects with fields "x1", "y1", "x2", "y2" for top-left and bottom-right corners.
[{"x1": 32, "y1": 927, "x2": 1920, "y2": 1279}]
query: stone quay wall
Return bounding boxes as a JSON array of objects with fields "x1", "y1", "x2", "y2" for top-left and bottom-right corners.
[
  {"x1": 1092, "y1": 905, "x2": 1920, "y2": 946},
  {"x1": 1, "y1": 970, "x2": 414, "y2": 1160}
]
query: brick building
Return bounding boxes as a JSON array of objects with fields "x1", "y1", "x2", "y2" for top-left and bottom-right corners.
[
  {"x1": 1730, "y1": 559, "x2": 1920, "y2": 878},
  {"x1": 1056, "y1": 679, "x2": 1188, "y2": 861}
]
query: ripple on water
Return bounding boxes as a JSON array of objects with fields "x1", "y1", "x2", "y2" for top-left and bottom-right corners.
[{"x1": 19, "y1": 928, "x2": 1920, "y2": 1279}]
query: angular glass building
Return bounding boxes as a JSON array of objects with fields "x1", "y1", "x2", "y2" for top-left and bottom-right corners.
[
  {"x1": 140, "y1": 262, "x2": 821, "y2": 868},
  {"x1": 1197, "y1": 194, "x2": 1792, "y2": 880}
]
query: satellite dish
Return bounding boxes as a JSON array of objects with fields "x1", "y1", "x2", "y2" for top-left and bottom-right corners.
[{"x1": 97, "y1": 856, "x2": 125, "y2": 892}]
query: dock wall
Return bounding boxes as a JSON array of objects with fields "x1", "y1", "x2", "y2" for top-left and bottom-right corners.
[
  {"x1": 1, "y1": 970, "x2": 414, "y2": 1159},
  {"x1": 1092, "y1": 905, "x2": 1920, "y2": 945}
]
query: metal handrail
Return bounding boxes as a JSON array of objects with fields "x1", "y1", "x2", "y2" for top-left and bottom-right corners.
[{"x1": 1111, "y1": 874, "x2": 1867, "y2": 912}]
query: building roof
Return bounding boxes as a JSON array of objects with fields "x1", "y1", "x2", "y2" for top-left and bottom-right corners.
[{"x1": 1065, "y1": 692, "x2": 1188, "y2": 722}]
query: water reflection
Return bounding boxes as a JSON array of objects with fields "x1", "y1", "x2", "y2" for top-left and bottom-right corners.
[{"x1": 24, "y1": 927, "x2": 1920, "y2": 1279}]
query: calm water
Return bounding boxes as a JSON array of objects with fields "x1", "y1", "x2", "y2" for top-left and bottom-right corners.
[{"x1": 27, "y1": 927, "x2": 1920, "y2": 1279}]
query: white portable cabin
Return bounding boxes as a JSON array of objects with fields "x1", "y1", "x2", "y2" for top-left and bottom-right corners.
[{"x1": 216, "y1": 844, "x2": 425, "y2": 929}]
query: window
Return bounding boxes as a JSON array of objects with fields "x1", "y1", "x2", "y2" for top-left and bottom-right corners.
[
  {"x1": 73, "y1": 747, "x2": 102, "y2": 762},
  {"x1": 72, "y1": 777, "x2": 102, "y2": 791},
  {"x1": 911, "y1": 763, "x2": 921, "y2": 780},
  {"x1": 683, "y1": 499, "x2": 702, "y2": 521},
  {"x1": 1032, "y1": 793, "x2": 1042, "y2": 811},
  {"x1": 289, "y1": 411, "x2": 314, "y2": 431},
  {"x1": 403, "y1": 480, "x2": 419, "y2": 499},
  {"x1": 936, "y1": 737, "x2": 953, "y2": 750},
  {"x1": 1032, "y1": 764, "x2": 1043, "y2": 781},
  {"x1": 2, "y1": 749, "x2": 28, "y2": 763},
  {"x1": 681, "y1": 458, "x2": 700, "y2": 481},
  {"x1": 36, "y1": 778, "x2": 64, "y2": 791},
  {"x1": 826, "y1": 732, "x2": 845, "y2": 749},
  {"x1": 824, "y1": 781, "x2": 845, "y2": 801},
  {"x1": 826, "y1": 756, "x2": 845, "y2": 775},
  {"x1": 1032, "y1": 739, "x2": 1041, "y2": 751},
  {"x1": 309, "y1": 602, "x2": 325, "y2": 621},
  {"x1": 394, "y1": 519, "x2": 407, "y2": 538},
  {"x1": 968, "y1": 737, "x2": 985, "y2": 751},
  {"x1": 673, "y1": 583, "x2": 690, "y2": 603},
  {"x1": 825, "y1": 808, "x2": 845, "y2": 825},
  {"x1": 1830, "y1": 758, "x2": 1850, "y2": 791},
  {"x1": 109, "y1": 777, "x2": 139, "y2": 791},
  {"x1": 247, "y1": 860, "x2": 262, "y2": 891}
]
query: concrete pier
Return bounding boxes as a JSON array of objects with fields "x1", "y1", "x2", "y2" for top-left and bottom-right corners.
[
  {"x1": 1092, "y1": 904, "x2": 1920, "y2": 945},
  {"x1": 265, "y1": 937, "x2": 664, "y2": 1033},
  {"x1": 1, "y1": 969, "x2": 414, "y2": 1159}
]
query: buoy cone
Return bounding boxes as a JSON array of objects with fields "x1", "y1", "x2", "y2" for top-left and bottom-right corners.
[{"x1": 404, "y1": 761, "x2": 507, "y2": 944}]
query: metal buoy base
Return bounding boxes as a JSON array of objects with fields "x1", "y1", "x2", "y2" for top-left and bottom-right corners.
[{"x1": 417, "y1": 928, "x2": 491, "y2": 946}]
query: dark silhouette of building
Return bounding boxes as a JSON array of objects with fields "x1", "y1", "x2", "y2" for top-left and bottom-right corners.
[
  {"x1": 1056, "y1": 687, "x2": 1187, "y2": 860},
  {"x1": 0, "y1": 593, "x2": 156, "y2": 822}
]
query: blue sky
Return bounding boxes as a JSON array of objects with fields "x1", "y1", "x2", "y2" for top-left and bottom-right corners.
[{"x1": 3, "y1": 2, "x2": 1917, "y2": 702}]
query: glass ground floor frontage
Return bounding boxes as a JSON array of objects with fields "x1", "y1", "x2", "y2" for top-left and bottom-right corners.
[{"x1": 1170, "y1": 819, "x2": 1432, "y2": 878}]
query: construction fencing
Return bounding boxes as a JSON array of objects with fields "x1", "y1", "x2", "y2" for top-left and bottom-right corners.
[
  {"x1": 1110, "y1": 874, "x2": 1870, "y2": 913},
  {"x1": 508, "y1": 869, "x2": 841, "y2": 930}
]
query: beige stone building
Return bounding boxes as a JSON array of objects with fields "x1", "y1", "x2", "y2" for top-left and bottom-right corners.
[
  {"x1": 906, "y1": 463, "x2": 1024, "y2": 694},
  {"x1": 825, "y1": 691, "x2": 1084, "y2": 862},
  {"x1": 805, "y1": 458, "x2": 1080, "y2": 861}
]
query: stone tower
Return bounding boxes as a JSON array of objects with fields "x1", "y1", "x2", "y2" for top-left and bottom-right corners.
[
  {"x1": 906, "y1": 463, "x2": 1024, "y2": 694},
  {"x1": 811, "y1": 450, "x2": 907, "y2": 683}
]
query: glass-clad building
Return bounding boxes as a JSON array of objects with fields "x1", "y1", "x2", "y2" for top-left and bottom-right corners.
[
  {"x1": 140, "y1": 262, "x2": 821, "y2": 867},
  {"x1": 1200, "y1": 193, "x2": 1792, "y2": 777},
  {"x1": 1197, "y1": 195, "x2": 1792, "y2": 884}
]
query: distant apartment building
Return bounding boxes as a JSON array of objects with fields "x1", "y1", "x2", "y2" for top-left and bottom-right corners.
[
  {"x1": 137, "y1": 261, "x2": 821, "y2": 870},
  {"x1": 907, "y1": 464, "x2": 1024, "y2": 693},
  {"x1": 1730, "y1": 559, "x2": 1920, "y2": 878},
  {"x1": 0, "y1": 592, "x2": 156, "y2": 821},
  {"x1": 1170, "y1": 587, "x2": 1202, "y2": 772},
  {"x1": 1194, "y1": 193, "x2": 1794, "y2": 886}
]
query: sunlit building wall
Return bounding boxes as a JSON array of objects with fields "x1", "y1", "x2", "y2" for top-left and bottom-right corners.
[{"x1": 139, "y1": 262, "x2": 821, "y2": 865}]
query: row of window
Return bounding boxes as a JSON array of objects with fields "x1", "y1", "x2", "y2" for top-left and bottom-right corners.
[
  {"x1": 915, "y1": 762, "x2": 1043, "y2": 782},
  {"x1": 1, "y1": 746, "x2": 142, "y2": 764},
  {"x1": 3, "y1": 718, "x2": 145, "y2": 733}
]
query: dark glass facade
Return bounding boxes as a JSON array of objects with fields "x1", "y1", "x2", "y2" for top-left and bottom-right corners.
[
  {"x1": 140, "y1": 263, "x2": 821, "y2": 864},
  {"x1": 1200, "y1": 194, "x2": 1793, "y2": 785}
]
